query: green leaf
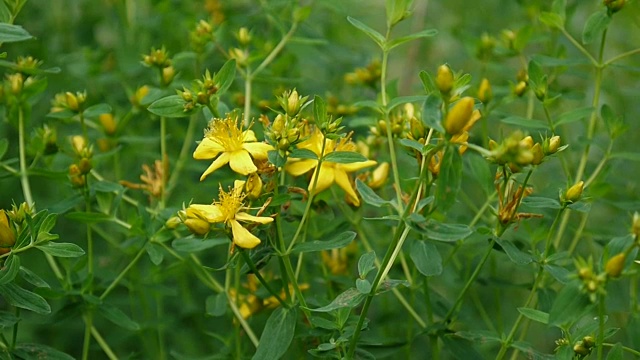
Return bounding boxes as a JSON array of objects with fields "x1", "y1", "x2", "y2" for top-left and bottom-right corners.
[
  {"x1": 145, "y1": 242, "x2": 164, "y2": 265},
  {"x1": 346, "y1": 16, "x2": 385, "y2": 49},
  {"x1": 500, "y1": 116, "x2": 550, "y2": 130},
  {"x1": 65, "y1": 211, "x2": 112, "y2": 224},
  {"x1": 323, "y1": 151, "x2": 368, "y2": 164},
  {"x1": 376, "y1": 279, "x2": 409, "y2": 294},
  {"x1": 419, "y1": 70, "x2": 436, "y2": 94},
  {"x1": 442, "y1": 335, "x2": 485, "y2": 360},
  {"x1": 97, "y1": 303, "x2": 140, "y2": 330},
  {"x1": 36, "y1": 242, "x2": 85, "y2": 258},
  {"x1": 495, "y1": 238, "x2": 533, "y2": 265},
  {"x1": 528, "y1": 60, "x2": 544, "y2": 88},
  {"x1": 544, "y1": 264, "x2": 571, "y2": 284},
  {"x1": 539, "y1": 12, "x2": 564, "y2": 29},
  {"x1": 289, "y1": 148, "x2": 318, "y2": 160},
  {"x1": 0, "y1": 311, "x2": 19, "y2": 329},
  {"x1": 409, "y1": 216, "x2": 473, "y2": 242},
  {"x1": 252, "y1": 307, "x2": 297, "y2": 360},
  {"x1": 307, "y1": 288, "x2": 366, "y2": 312},
  {"x1": 358, "y1": 251, "x2": 376, "y2": 278},
  {"x1": 399, "y1": 138, "x2": 425, "y2": 153},
  {"x1": 552, "y1": 0, "x2": 567, "y2": 21},
  {"x1": 582, "y1": 9, "x2": 611, "y2": 45},
  {"x1": 291, "y1": 231, "x2": 356, "y2": 254},
  {"x1": 213, "y1": 59, "x2": 236, "y2": 95},
  {"x1": 605, "y1": 343, "x2": 623, "y2": 360},
  {"x1": 410, "y1": 241, "x2": 442, "y2": 276},
  {"x1": 353, "y1": 100, "x2": 384, "y2": 113},
  {"x1": 386, "y1": 95, "x2": 428, "y2": 113},
  {"x1": 37, "y1": 213, "x2": 58, "y2": 234},
  {"x1": 0, "y1": 138, "x2": 8, "y2": 160},
  {"x1": 148, "y1": 95, "x2": 193, "y2": 118},
  {"x1": 517, "y1": 307, "x2": 549, "y2": 324},
  {"x1": 436, "y1": 144, "x2": 462, "y2": 212},
  {"x1": 172, "y1": 237, "x2": 227, "y2": 252},
  {"x1": 610, "y1": 152, "x2": 640, "y2": 161},
  {"x1": 455, "y1": 330, "x2": 502, "y2": 343},
  {"x1": 92, "y1": 180, "x2": 124, "y2": 193},
  {"x1": 386, "y1": 29, "x2": 438, "y2": 51},
  {"x1": 530, "y1": 54, "x2": 590, "y2": 67},
  {"x1": 0, "y1": 23, "x2": 32, "y2": 43},
  {"x1": 0, "y1": 283, "x2": 50, "y2": 314},
  {"x1": 205, "y1": 293, "x2": 227, "y2": 317},
  {"x1": 83, "y1": 103, "x2": 112, "y2": 118},
  {"x1": 521, "y1": 196, "x2": 562, "y2": 209},
  {"x1": 356, "y1": 278, "x2": 372, "y2": 294},
  {"x1": 554, "y1": 107, "x2": 594, "y2": 127},
  {"x1": 313, "y1": 95, "x2": 327, "y2": 127},
  {"x1": 548, "y1": 283, "x2": 591, "y2": 326},
  {"x1": 0, "y1": 255, "x2": 20, "y2": 285},
  {"x1": 19, "y1": 267, "x2": 49, "y2": 288},
  {"x1": 13, "y1": 343, "x2": 74, "y2": 360},
  {"x1": 356, "y1": 179, "x2": 391, "y2": 207}
]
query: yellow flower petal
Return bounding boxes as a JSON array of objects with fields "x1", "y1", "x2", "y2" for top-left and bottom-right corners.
[
  {"x1": 236, "y1": 212, "x2": 274, "y2": 224},
  {"x1": 189, "y1": 204, "x2": 225, "y2": 223},
  {"x1": 200, "y1": 152, "x2": 231, "y2": 181},
  {"x1": 242, "y1": 142, "x2": 273, "y2": 160},
  {"x1": 242, "y1": 130, "x2": 257, "y2": 142},
  {"x1": 339, "y1": 160, "x2": 377, "y2": 173},
  {"x1": 229, "y1": 150, "x2": 257, "y2": 175},
  {"x1": 193, "y1": 138, "x2": 225, "y2": 159},
  {"x1": 285, "y1": 159, "x2": 317, "y2": 176},
  {"x1": 233, "y1": 180, "x2": 246, "y2": 197},
  {"x1": 310, "y1": 164, "x2": 334, "y2": 193},
  {"x1": 230, "y1": 219, "x2": 261, "y2": 249},
  {"x1": 334, "y1": 169, "x2": 360, "y2": 206}
]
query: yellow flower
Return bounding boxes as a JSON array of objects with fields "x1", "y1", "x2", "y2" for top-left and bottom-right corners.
[
  {"x1": 193, "y1": 115, "x2": 274, "y2": 180},
  {"x1": 187, "y1": 181, "x2": 273, "y2": 249},
  {"x1": 285, "y1": 128, "x2": 376, "y2": 206}
]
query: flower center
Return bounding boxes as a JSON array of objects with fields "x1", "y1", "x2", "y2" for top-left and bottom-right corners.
[
  {"x1": 217, "y1": 185, "x2": 246, "y2": 222},
  {"x1": 205, "y1": 117, "x2": 245, "y2": 152}
]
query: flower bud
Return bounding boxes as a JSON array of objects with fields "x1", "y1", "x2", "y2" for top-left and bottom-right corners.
[
  {"x1": 272, "y1": 114, "x2": 285, "y2": 133},
  {"x1": 564, "y1": 181, "x2": 584, "y2": 203},
  {"x1": 410, "y1": 117, "x2": 425, "y2": 140},
  {"x1": 229, "y1": 48, "x2": 248, "y2": 66},
  {"x1": 488, "y1": 139, "x2": 499, "y2": 151},
  {"x1": 162, "y1": 66, "x2": 176, "y2": 86},
  {"x1": 605, "y1": 253, "x2": 625, "y2": 278},
  {"x1": 573, "y1": 342, "x2": 590, "y2": 356},
  {"x1": 165, "y1": 216, "x2": 182, "y2": 229},
  {"x1": 0, "y1": 210, "x2": 16, "y2": 249},
  {"x1": 8, "y1": 73, "x2": 23, "y2": 95},
  {"x1": 368, "y1": 162, "x2": 389, "y2": 189},
  {"x1": 604, "y1": 0, "x2": 625, "y2": 13},
  {"x1": 436, "y1": 64, "x2": 454, "y2": 94},
  {"x1": 632, "y1": 212, "x2": 640, "y2": 239},
  {"x1": 78, "y1": 158, "x2": 93, "y2": 175},
  {"x1": 245, "y1": 173, "x2": 263, "y2": 200},
  {"x1": 478, "y1": 78, "x2": 492, "y2": 104},
  {"x1": 546, "y1": 135, "x2": 561, "y2": 154},
  {"x1": 531, "y1": 143, "x2": 544, "y2": 165},
  {"x1": 577, "y1": 266, "x2": 592, "y2": 280},
  {"x1": 237, "y1": 27, "x2": 251, "y2": 46},
  {"x1": 65, "y1": 91, "x2": 80, "y2": 111},
  {"x1": 71, "y1": 135, "x2": 87, "y2": 155},
  {"x1": 131, "y1": 85, "x2": 150, "y2": 107},
  {"x1": 519, "y1": 136, "x2": 534, "y2": 150},
  {"x1": 514, "y1": 81, "x2": 527, "y2": 97},
  {"x1": 583, "y1": 336, "x2": 595, "y2": 348},
  {"x1": 286, "y1": 89, "x2": 300, "y2": 116},
  {"x1": 184, "y1": 218, "x2": 210, "y2": 235},
  {"x1": 444, "y1": 97, "x2": 474, "y2": 136},
  {"x1": 99, "y1": 113, "x2": 117, "y2": 135}
]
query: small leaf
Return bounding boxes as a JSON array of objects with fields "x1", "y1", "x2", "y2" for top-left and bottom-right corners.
[
  {"x1": 517, "y1": 307, "x2": 549, "y2": 324},
  {"x1": 530, "y1": 54, "x2": 590, "y2": 67},
  {"x1": 145, "y1": 242, "x2": 164, "y2": 265},
  {"x1": 495, "y1": 238, "x2": 533, "y2": 265},
  {"x1": 358, "y1": 251, "x2": 376, "y2": 278},
  {"x1": 521, "y1": 196, "x2": 562, "y2": 209},
  {"x1": 252, "y1": 307, "x2": 297, "y2": 360},
  {"x1": 356, "y1": 179, "x2": 391, "y2": 207},
  {"x1": 500, "y1": 116, "x2": 550, "y2": 130},
  {"x1": 386, "y1": 95, "x2": 428, "y2": 113},
  {"x1": 148, "y1": 95, "x2": 194, "y2": 118},
  {"x1": 205, "y1": 293, "x2": 227, "y2": 317},
  {"x1": 213, "y1": 59, "x2": 236, "y2": 95},
  {"x1": 356, "y1": 279, "x2": 372, "y2": 294},
  {"x1": 289, "y1": 148, "x2": 318, "y2": 160},
  {"x1": 410, "y1": 241, "x2": 442, "y2": 276},
  {"x1": 172, "y1": 237, "x2": 227, "y2": 252},
  {"x1": 386, "y1": 29, "x2": 438, "y2": 51},
  {"x1": 554, "y1": 107, "x2": 593, "y2": 127},
  {"x1": 323, "y1": 151, "x2": 368, "y2": 164},
  {"x1": 346, "y1": 16, "x2": 385, "y2": 49},
  {"x1": 399, "y1": 138, "x2": 425, "y2": 153},
  {"x1": 0, "y1": 23, "x2": 32, "y2": 43},
  {"x1": 455, "y1": 330, "x2": 502, "y2": 343},
  {"x1": 582, "y1": 9, "x2": 611, "y2": 45},
  {"x1": 83, "y1": 103, "x2": 112, "y2": 118},
  {"x1": 65, "y1": 211, "x2": 112, "y2": 224},
  {"x1": 539, "y1": 12, "x2": 564, "y2": 29},
  {"x1": 0, "y1": 283, "x2": 50, "y2": 314},
  {"x1": 436, "y1": 144, "x2": 462, "y2": 212},
  {"x1": 0, "y1": 255, "x2": 21, "y2": 285},
  {"x1": 36, "y1": 242, "x2": 85, "y2": 257},
  {"x1": 13, "y1": 343, "x2": 74, "y2": 360},
  {"x1": 313, "y1": 95, "x2": 327, "y2": 127},
  {"x1": 606, "y1": 343, "x2": 623, "y2": 360},
  {"x1": 376, "y1": 279, "x2": 409, "y2": 294},
  {"x1": 353, "y1": 100, "x2": 384, "y2": 113},
  {"x1": 291, "y1": 231, "x2": 356, "y2": 254},
  {"x1": 19, "y1": 267, "x2": 50, "y2": 288},
  {"x1": 307, "y1": 288, "x2": 366, "y2": 312},
  {"x1": 544, "y1": 264, "x2": 571, "y2": 284},
  {"x1": 97, "y1": 303, "x2": 140, "y2": 330},
  {"x1": 442, "y1": 335, "x2": 485, "y2": 360}
]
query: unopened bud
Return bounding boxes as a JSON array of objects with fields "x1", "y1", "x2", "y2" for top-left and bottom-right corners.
[
  {"x1": 520, "y1": 136, "x2": 534, "y2": 149},
  {"x1": 272, "y1": 114, "x2": 285, "y2": 133},
  {"x1": 368, "y1": 162, "x2": 389, "y2": 189},
  {"x1": 237, "y1": 27, "x2": 251, "y2": 46},
  {"x1": 286, "y1": 89, "x2": 300, "y2": 116},
  {"x1": 184, "y1": 218, "x2": 210, "y2": 235},
  {"x1": 514, "y1": 81, "x2": 527, "y2": 97},
  {"x1": 564, "y1": 181, "x2": 584, "y2": 203},
  {"x1": 99, "y1": 113, "x2": 117, "y2": 135},
  {"x1": 546, "y1": 135, "x2": 561, "y2": 154},
  {"x1": 65, "y1": 92, "x2": 80, "y2": 111},
  {"x1": 410, "y1": 117, "x2": 425, "y2": 140},
  {"x1": 605, "y1": 253, "x2": 625, "y2": 278},
  {"x1": 632, "y1": 212, "x2": 640, "y2": 239},
  {"x1": 162, "y1": 66, "x2": 176, "y2": 86},
  {"x1": 583, "y1": 336, "x2": 595, "y2": 348},
  {"x1": 8, "y1": 73, "x2": 23, "y2": 95},
  {"x1": 245, "y1": 173, "x2": 263, "y2": 200},
  {"x1": 132, "y1": 85, "x2": 150, "y2": 107},
  {"x1": 478, "y1": 78, "x2": 492, "y2": 104},
  {"x1": 444, "y1": 97, "x2": 474, "y2": 136},
  {"x1": 436, "y1": 64, "x2": 454, "y2": 94},
  {"x1": 165, "y1": 216, "x2": 182, "y2": 229},
  {"x1": 71, "y1": 136, "x2": 87, "y2": 155},
  {"x1": 573, "y1": 343, "x2": 590, "y2": 356},
  {"x1": 0, "y1": 210, "x2": 16, "y2": 248},
  {"x1": 578, "y1": 267, "x2": 592, "y2": 280},
  {"x1": 604, "y1": 0, "x2": 625, "y2": 13},
  {"x1": 78, "y1": 158, "x2": 93, "y2": 174},
  {"x1": 531, "y1": 143, "x2": 544, "y2": 165}
]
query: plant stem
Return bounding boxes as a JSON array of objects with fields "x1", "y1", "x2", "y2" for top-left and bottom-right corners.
[
  {"x1": 100, "y1": 246, "x2": 146, "y2": 300},
  {"x1": 597, "y1": 293, "x2": 605, "y2": 360},
  {"x1": 90, "y1": 326, "x2": 118, "y2": 360},
  {"x1": 18, "y1": 107, "x2": 33, "y2": 207},
  {"x1": 166, "y1": 114, "x2": 198, "y2": 198},
  {"x1": 239, "y1": 249, "x2": 289, "y2": 308},
  {"x1": 82, "y1": 312, "x2": 93, "y2": 360},
  {"x1": 159, "y1": 116, "x2": 167, "y2": 209}
]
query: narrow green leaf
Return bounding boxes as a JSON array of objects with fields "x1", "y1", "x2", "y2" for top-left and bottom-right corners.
[
  {"x1": 419, "y1": 70, "x2": 436, "y2": 94},
  {"x1": 0, "y1": 311, "x2": 19, "y2": 329},
  {"x1": 409, "y1": 216, "x2": 473, "y2": 242},
  {"x1": 92, "y1": 181, "x2": 124, "y2": 193},
  {"x1": 495, "y1": 238, "x2": 533, "y2": 265},
  {"x1": 0, "y1": 138, "x2": 8, "y2": 160},
  {"x1": 548, "y1": 283, "x2": 591, "y2": 326},
  {"x1": 528, "y1": 60, "x2": 544, "y2": 88},
  {"x1": 521, "y1": 196, "x2": 562, "y2": 209},
  {"x1": 252, "y1": 307, "x2": 297, "y2": 360},
  {"x1": 307, "y1": 288, "x2": 366, "y2": 312},
  {"x1": 606, "y1": 343, "x2": 623, "y2": 360},
  {"x1": 313, "y1": 95, "x2": 327, "y2": 126},
  {"x1": 552, "y1": 0, "x2": 567, "y2": 22},
  {"x1": 436, "y1": 144, "x2": 462, "y2": 212},
  {"x1": 0, "y1": 283, "x2": 50, "y2": 314},
  {"x1": 0, "y1": 23, "x2": 32, "y2": 43},
  {"x1": 610, "y1": 152, "x2": 640, "y2": 161},
  {"x1": 289, "y1": 148, "x2": 318, "y2": 160},
  {"x1": 291, "y1": 231, "x2": 356, "y2": 254},
  {"x1": 455, "y1": 330, "x2": 502, "y2": 343},
  {"x1": 421, "y1": 95, "x2": 445, "y2": 133},
  {"x1": 410, "y1": 241, "x2": 442, "y2": 276},
  {"x1": 376, "y1": 279, "x2": 410, "y2": 294},
  {"x1": 97, "y1": 303, "x2": 140, "y2": 330},
  {"x1": 148, "y1": 95, "x2": 195, "y2": 118},
  {"x1": 83, "y1": 103, "x2": 112, "y2": 118},
  {"x1": 358, "y1": 251, "x2": 376, "y2": 278},
  {"x1": 544, "y1": 264, "x2": 571, "y2": 284},
  {"x1": 37, "y1": 213, "x2": 58, "y2": 234},
  {"x1": 582, "y1": 10, "x2": 611, "y2": 45},
  {"x1": 386, "y1": 29, "x2": 438, "y2": 51},
  {"x1": 517, "y1": 307, "x2": 549, "y2": 324},
  {"x1": 346, "y1": 16, "x2": 385, "y2": 49},
  {"x1": 65, "y1": 211, "x2": 112, "y2": 224},
  {"x1": 442, "y1": 335, "x2": 485, "y2": 360},
  {"x1": 36, "y1": 242, "x2": 85, "y2": 258},
  {"x1": 399, "y1": 138, "x2": 425, "y2": 153},
  {"x1": 19, "y1": 267, "x2": 50, "y2": 288},
  {"x1": 531, "y1": 54, "x2": 590, "y2": 67},
  {"x1": 172, "y1": 237, "x2": 227, "y2": 252},
  {"x1": 539, "y1": 12, "x2": 564, "y2": 29},
  {"x1": 355, "y1": 179, "x2": 391, "y2": 207},
  {"x1": 353, "y1": 100, "x2": 384, "y2": 113},
  {"x1": 323, "y1": 151, "x2": 368, "y2": 164},
  {"x1": 555, "y1": 107, "x2": 594, "y2": 127},
  {"x1": 0, "y1": 255, "x2": 20, "y2": 285},
  {"x1": 13, "y1": 343, "x2": 74, "y2": 360},
  {"x1": 386, "y1": 95, "x2": 428, "y2": 113},
  {"x1": 500, "y1": 116, "x2": 550, "y2": 130},
  {"x1": 205, "y1": 293, "x2": 227, "y2": 317},
  {"x1": 213, "y1": 59, "x2": 236, "y2": 95}
]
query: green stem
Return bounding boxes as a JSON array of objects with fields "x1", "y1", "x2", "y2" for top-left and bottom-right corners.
[
  {"x1": 602, "y1": 342, "x2": 640, "y2": 356},
  {"x1": 90, "y1": 326, "x2": 118, "y2": 360},
  {"x1": 560, "y1": 27, "x2": 598, "y2": 66},
  {"x1": 239, "y1": 249, "x2": 289, "y2": 308},
  {"x1": 100, "y1": 246, "x2": 146, "y2": 300},
  {"x1": 18, "y1": 107, "x2": 33, "y2": 207},
  {"x1": 11, "y1": 308, "x2": 19, "y2": 350},
  {"x1": 597, "y1": 293, "x2": 606, "y2": 360},
  {"x1": 603, "y1": 47, "x2": 640, "y2": 66},
  {"x1": 82, "y1": 312, "x2": 93, "y2": 360},
  {"x1": 159, "y1": 116, "x2": 167, "y2": 209},
  {"x1": 166, "y1": 114, "x2": 198, "y2": 198}
]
